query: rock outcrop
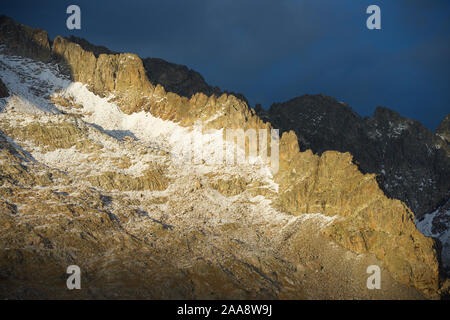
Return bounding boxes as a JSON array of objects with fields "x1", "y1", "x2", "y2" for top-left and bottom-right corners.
[
  {"x1": 52, "y1": 36, "x2": 154, "y2": 114},
  {"x1": 64, "y1": 36, "x2": 116, "y2": 57},
  {"x1": 274, "y1": 131, "x2": 440, "y2": 296},
  {"x1": 257, "y1": 95, "x2": 450, "y2": 220},
  {"x1": 142, "y1": 57, "x2": 221, "y2": 98},
  {"x1": 437, "y1": 114, "x2": 450, "y2": 144}
]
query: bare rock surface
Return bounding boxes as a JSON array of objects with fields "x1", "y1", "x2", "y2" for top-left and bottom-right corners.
[
  {"x1": 257, "y1": 95, "x2": 450, "y2": 219},
  {"x1": 0, "y1": 77, "x2": 8, "y2": 98}
]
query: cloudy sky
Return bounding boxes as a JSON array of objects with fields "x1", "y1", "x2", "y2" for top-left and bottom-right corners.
[{"x1": 2, "y1": 0, "x2": 449, "y2": 129}]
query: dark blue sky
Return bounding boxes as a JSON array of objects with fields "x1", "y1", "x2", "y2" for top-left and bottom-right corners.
[{"x1": 1, "y1": 0, "x2": 449, "y2": 129}]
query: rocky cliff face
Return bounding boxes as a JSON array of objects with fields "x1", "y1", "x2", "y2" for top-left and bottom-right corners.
[
  {"x1": 257, "y1": 95, "x2": 450, "y2": 220},
  {"x1": 0, "y1": 15, "x2": 51, "y2": 62},
  {"x1": 0, "y1": 16, "x2": 446, "y2": 299},
  {"x1": 142, "y1": 57, "x2": 221, "y2": 98}
]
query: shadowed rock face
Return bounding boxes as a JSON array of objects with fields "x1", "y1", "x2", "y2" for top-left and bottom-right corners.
[
  {"x1": 257, "y1": 95, "x2": 450, "y2": 220},
  {"x1": 0, "y1": 15, "x2": 446, "y2": 299},
  {"x1": 52, "y1": 36, "x2": 154, "y2": 114},
  {"x1": 0, "y1": 77, "x2": 8, "y2": 98}
]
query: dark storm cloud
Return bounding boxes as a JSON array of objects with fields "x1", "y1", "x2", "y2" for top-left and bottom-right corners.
[{"x1": 1, "y1": 0, "x2": 449, "y2": 129}]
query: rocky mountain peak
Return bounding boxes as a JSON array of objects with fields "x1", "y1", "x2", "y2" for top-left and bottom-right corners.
[
  {"x1": 59, "y1": 34, "x2": 246, "y2": 102},
  {"x1": 258, "y1": 95, "x2": 450, "y2": 217},
  {"x1": 0, "y1": 15, "x2": 51, "y2": 62},
  {"x1": 142, "y1": 57, "x2": 222, "y2": 98},
  {"x1": 372, "y1": 105, "x2": 402, "y2": 119}
]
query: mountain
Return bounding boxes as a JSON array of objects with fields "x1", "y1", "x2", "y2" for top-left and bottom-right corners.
[
  {"x1": 0, "y1": 15, "x2": 447, "y2": 299},
  {"x1": 256, "y1": 95, "x2": 450, "y2": 276},
  {"x1": 64, "y1": 35, "x2": 247, "y2": 102}
]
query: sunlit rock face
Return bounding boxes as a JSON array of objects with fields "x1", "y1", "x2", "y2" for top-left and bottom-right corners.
[{"x1": 0, "y1": 16, "x2": 447, "y2": 299}]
